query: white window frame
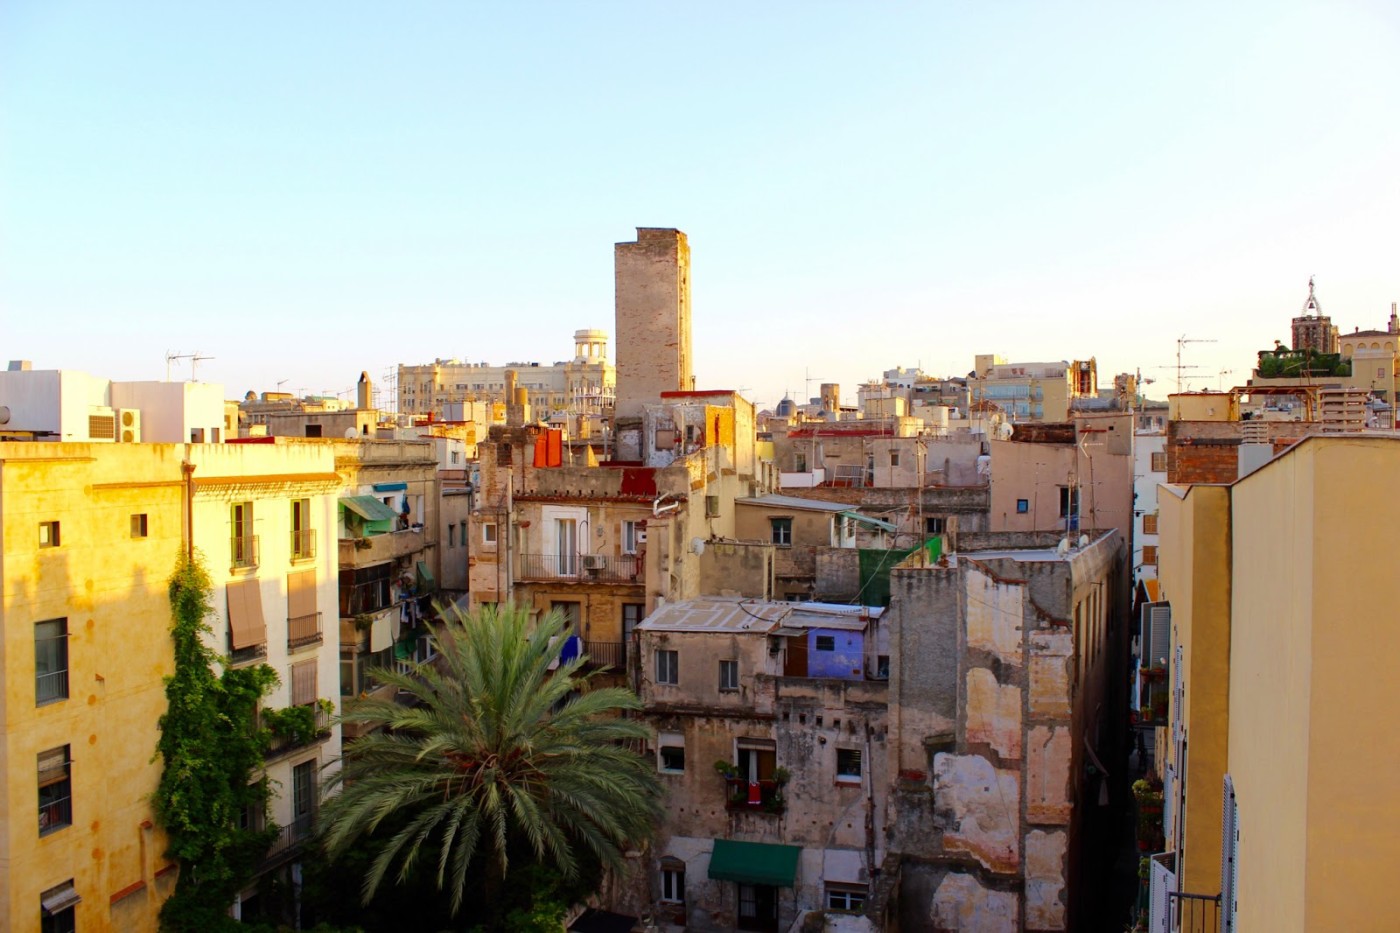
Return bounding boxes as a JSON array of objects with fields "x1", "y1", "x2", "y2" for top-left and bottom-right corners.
[
  {"x1": 660, "y1": 862, "x2": 685, "y2": 904},
  {"x1": 622, "y1": 520, "x2": 639, "y2": 555},
  {"x1": 656, "y1": 649, "x2": 679, "y2": 685},
  {"x1": 482, "y1": 523, "x2": 498, "y2": 545},
  {"x1": 825, "y1": 883, "x2": 867, "y2": 912},
  {"x1": 719, "y1": 659, "x2": 739, "y2": 692}
]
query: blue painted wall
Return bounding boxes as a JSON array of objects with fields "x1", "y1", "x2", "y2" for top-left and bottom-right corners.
[{"x1": 807, "y1": 628, "x2": 865, "y2": 680}]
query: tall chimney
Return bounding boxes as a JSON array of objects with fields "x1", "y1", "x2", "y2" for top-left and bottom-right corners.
[{"x1": 357, "y1": 371, "x2": 372, "y2": 410}]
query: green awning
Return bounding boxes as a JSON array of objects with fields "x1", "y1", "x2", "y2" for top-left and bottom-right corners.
[
  {"x1": 707, "y1": 839, "x2": 801, "y2": 888},
  {"x1": 341, "y1": 495, "x2": 400, "y2": 522},
  {"x1": 416, "y1": 560, "x2": 436, "y2": 594}
]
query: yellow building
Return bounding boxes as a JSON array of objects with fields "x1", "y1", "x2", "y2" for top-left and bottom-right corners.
[
  {"x1": 0, "y1": 440, "x2": 346, "y2": 931},
  {"x1": 1156, "y1": 434, "x2": 1400, "y2": 931}
]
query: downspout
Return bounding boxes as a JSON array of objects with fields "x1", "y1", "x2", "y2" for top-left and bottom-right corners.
[{"x1": 182, "y1": 460, "x2": 197, "y2": 561}]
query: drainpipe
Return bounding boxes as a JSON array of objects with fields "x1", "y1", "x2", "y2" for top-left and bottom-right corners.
[{"x1": 182, "y1": 460, "x2": 197, "y2": 561}]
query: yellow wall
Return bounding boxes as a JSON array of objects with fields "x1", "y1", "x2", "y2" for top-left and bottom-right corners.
[
  {"x1": 1, "y1": 443, "x2": 185, "y2": 932},
  {"x1": 1157, "y1": 483, "x2": 1232, "y2": 894}
]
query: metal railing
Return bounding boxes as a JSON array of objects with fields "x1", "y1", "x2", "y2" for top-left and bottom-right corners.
[
  {"x1": 39, "y1": 793, "x2": 71, "y2": 835},
  {"x1": 582, "y1": 640, "x2": 625, "y2": 671},
  {"x1": 259, "y1": 812, "x2": 315, "y2": 868},
  {"x1": 723, "y1": 777, "x2": 785, "y2": 814},
  {"x1": 287, "y1": 612, "x2": 323, "y2": 649},
  {"x1": 340, "y1": 579, "x2": 393, "y2": 616},
  {"x1": 264, "y1": 705, "x2": 331, "y2": 759},
  {"x1": 231, "y1": 534, "x2": 259, "y2": 569},
  {"x1": 36, "y1": 670, "x2": 68, "y2": 704},
  {"x1": 229, "y1": 641, "x2": 267, "y2": 665},
  {"x1": 1169, "y1": 892, "x2": 1221, "y2": 933},
  {"x1": 515, "y1": 553, "x2": 643, "y2": 583},
  {"x1": 291, "y1": 528, "x2": 317, "y2": 561}
]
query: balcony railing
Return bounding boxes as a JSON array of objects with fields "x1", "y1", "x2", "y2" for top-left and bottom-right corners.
[
  {"x1": 287, "y1": 612, "x2": 323, "y2": 650},
  {"x1": 338, "y1": 527, "x2": 425, "y2": 566},
  {"x1": 582, "y1": 640, "x2": 625, "y2": 671},
  {"x1": 1168, "y1": 892, "x2": 1221, "y2": 933},
  {"x1": 259, "y1": 812, "x2": 315, "y2": 869},
  {"x1": 264, "y1": 705, "x2": 332, "y2": 759},
  {"x1": 724, "y1": 777, "x2": 785, "y2": 814},
  {"x1": 291, "y1": 528, "x2": 317, "y2": 561},
  {"x1": 229, "y1": 640, "x2": 267, "y2": 665},
  {"x1": 231, "y1": 534, "x2": 260, "y2": 569},
  {"x1": 36, "y1": 670, "x2": 68, "y2": 704},
  {"x1": 515, "y1": 553, "x2": 642, "y2": 583}
]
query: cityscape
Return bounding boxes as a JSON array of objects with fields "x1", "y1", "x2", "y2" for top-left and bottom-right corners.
[{"x1": 4, "y1": 5, "x2": 1398, "y2": 933}]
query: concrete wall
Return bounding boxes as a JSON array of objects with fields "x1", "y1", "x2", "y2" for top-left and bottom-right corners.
[
  {"x1": 615, "y1": 228, "x2": 691, "y2": 418},
  {"x1": 734, "y1": 504, "x2": 836, "y2": 548},
  {"x1": 110, "y1": 381, "x2": 227, "y2": 443}
]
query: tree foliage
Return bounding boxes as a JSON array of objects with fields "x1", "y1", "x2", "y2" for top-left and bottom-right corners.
[
  {"x1": 318, "y1": 603, "x2": 662, "y2": 923},
  {"x1": 154, "y1": 552, "x2": 279, "y2": 932}
]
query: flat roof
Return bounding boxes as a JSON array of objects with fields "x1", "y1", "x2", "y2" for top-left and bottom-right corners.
[{"x1": 637, "y1": 597, "x2": 882, "y2": 634}]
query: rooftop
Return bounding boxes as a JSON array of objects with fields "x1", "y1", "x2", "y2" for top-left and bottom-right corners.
[{"x1": 637, "y1": 596, "x2": 883, "y2": 634}]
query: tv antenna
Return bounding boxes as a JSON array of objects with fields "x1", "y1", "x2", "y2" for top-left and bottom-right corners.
[
  {"x1": 165, "y1": 351, "x2": 215, "y2": 382},
  {"x1": 1176, "y1": 335, "x2": 1216, "y2": 394}
]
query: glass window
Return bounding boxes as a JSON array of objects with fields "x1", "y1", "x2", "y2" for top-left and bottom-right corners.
[
  {"x1": 656, "y1": 649, "x2": 679, "y2": 685},
  {"x1": 622, "y1": 520, "x2": 639, "y2": 554},
  {"x1": 35, "y1": 618, "x2": 68, "y2": 705},
  {"x1": 39, "y1": 521, "x2": 60, "y2": 548},
  {"x1": 660, "y1": 863, "x2": 685, "y2": 904},
  {"x1": 836, "y1": 748, "x2": 862, "y2": 782},
  {"x1": 815, "y1": 635, "x2": 836, "y2": 652},
  {"x1": 659, "y1": 738, "x2": 685, "y2": 774},
  {"x1": 1016, "y1": 499, "x2": 1029, "y2": 514},
  {"x1": 483, "y1": 523, "x2": 498, "y2": 545},
  {"x1": 770, "y1": 517, "x2": 792, "y2": 547},
  {"x1": 131, "y1": 513, "x2": 148, "y2": 538},
  {"x1": 719, "y1": 659, "x2": 739, "y2": 691},
  {"x1": 38, "y1": 746, "x2": 72, "y2": 835},
  {"x1": 826, "y1": 884, "x2": 867, "y2": 912},
  {"x1": 924, "y1": 516, "x2": 944, "y2": 535}
]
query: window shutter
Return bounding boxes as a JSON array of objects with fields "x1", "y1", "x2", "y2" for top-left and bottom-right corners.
[
  {"x1": 1147, "y1": 604, "x2": 1171, "y2": 667},
  {"x1": 1221, "y1": 774, "x2": 1238, "y2": 930},
  {"x1": 291, "y1": 660, "x2": 317, "y2": 706}
]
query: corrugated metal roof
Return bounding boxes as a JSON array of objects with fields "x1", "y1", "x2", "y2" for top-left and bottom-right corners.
[
  {"x1": 637, "y1": 597, "x2": 882, "y2": 633},
  {"x1": 735, "y1": 494, "x2": 850, "y2": 513}
]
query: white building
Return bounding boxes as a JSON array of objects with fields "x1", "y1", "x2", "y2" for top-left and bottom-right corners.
[{"x1": 1133, "y1": 430, "x2": 1166, "y2": 585}]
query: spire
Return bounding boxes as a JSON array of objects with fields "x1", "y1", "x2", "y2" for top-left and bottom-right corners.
[{"x1": 1302, "y1": 276, "x2": 1321, "y2": 316}]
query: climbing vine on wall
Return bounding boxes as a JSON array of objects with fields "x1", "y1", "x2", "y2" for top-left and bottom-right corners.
[{"x1": 153, "y1": 552, "x2": 279, "y2": 932}]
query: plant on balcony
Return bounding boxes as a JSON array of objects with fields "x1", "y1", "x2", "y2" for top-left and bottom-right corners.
[
  {"x1": 714, "y1": 759, "x2": 740, "y2": 779},
  {"x1": 354, "y1": 612, "x2": 376, "y2": 632},
  {"x1": 264, "y1": 704, "x2": 320, "y2": 747},
  {"x1": 772, "y1": 766, "x2": 791, "y2": 786},
  {"x1": 317, "y1": 603, "x2": 663, "y2": 926},
  {"x1": 153, "y1": 552, "x2": 279, "y2": 932},
  {"x1": 354, "y1": 536, "x2": 374, "y2": 550}
]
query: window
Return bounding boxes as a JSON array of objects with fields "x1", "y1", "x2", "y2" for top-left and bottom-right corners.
[
  {"x1": 889, "y1": 450, "x2": 900, "y2": 467},
  {"x1": 1059, "y1": 487, "x2": 1080, "y2": 522},
  {"x1": 924, "y1": 516, "x2": 945, "y2": 535},
  {"x1": 231, "y1": 502, "x2": 256, "y2": 568},
  {"x1": 38, "y1": 746, "x2": 72, "y2": 835},
  {"x1": 658, "y1": 733, "x2": 685, "y2": 773},
  {"x1": 656, "y1": 649, "x2": 679, "y2": 685},
  {"x1": 1150, "y1": 451, "x2": 1167, "y2": 472},
  {"x1": 131, "y1": 513, "x2": 148, "y2": 538},
  {"x1": 770, "y1": 517, "x2": 793, "y2": 547},
  {"x1": 660, "y1": 859, "x2": 686, "y2": 905},
  {"x1": 815, "y1": 635, "x2": 836, "y2": 652},
  {"x1": 826, "y1": 884, "x2": 867, "y2": 912},
  {"x1": 705, "y1": 495, "x2": 720, "y2": 518},
  {"x1": 836, "y1": 748, "x2": 863, "y2": 783},
  {"x1": 190, "y1": 427, "x2": 205, "y2": 442},
  {"x1": 483, "y1": 523, "x2": 498, "y2": 545},
  {"x1": 35, "y1": 618, "x2": 68, "y2": 705},
  {"x1": 552, "y1": 601, "x2": 581, "y2": 630},
  {"x1": 291, "y1": 759, "x2": 316, "y2": 839},
  {"x1": 1142, "y1": 545, "x2": 1158, "y2": 566},
  {"x1": 450, "y1": 450, "x2": 461, "y2": 465},
  {"x1": 291, "y1": 498, "x2": 314, "y2": 560},
  {"x1": 719, "y1": 659, "x2": 739, "y2": 691},
  {"x1": 290, "y1": 659, "x2": 318, "y2": 706},
  {"x1": 39, "y1": 880, "x2": 78, "y2": 933},
  {"x1": 1016, "y1": 499, "x2": 1029, "y2": 514},
  {"x1": 622, "y1": 603, "x2": 644, "y2": 640},
  {"x1": 39, "y1": 521, "x2": 60, "y2": 548},
  {"x1": 1142, "y1": 513, "x2": 1158, "y2": 535},
  {"x1": 622, "y1": 520, "x2": 640, "y2": 554},
  {"x1": 304, "y1": 424, "x2": 323, "y2": 438}
]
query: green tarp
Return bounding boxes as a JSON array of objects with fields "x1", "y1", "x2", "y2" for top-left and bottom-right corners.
[
  {"x1": 416, "y1": 560, "x2": 436, "y2": 595},
  {"x1": 857, "y1": 537, "x2": 942, "y2": 607},
  {"x1": 707, "y1": 839, "x2": 801, "y2": 888}
]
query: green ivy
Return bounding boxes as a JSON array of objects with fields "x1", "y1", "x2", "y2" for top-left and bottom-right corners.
[
  {"x1": 263, "y1": 703, "x2": 320, "y2": 746},
  {"x1": 153, "y1": 552, "x2": 280, "y2": 932}
]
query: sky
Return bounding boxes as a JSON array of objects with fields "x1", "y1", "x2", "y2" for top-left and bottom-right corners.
[{"x1": 4, "y1": 1, "x2": 1399, "y2": 412}]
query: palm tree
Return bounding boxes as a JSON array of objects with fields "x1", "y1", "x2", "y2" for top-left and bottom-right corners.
[{"x1": 318, "y1": 603, "x2": 662, "y2": 921}]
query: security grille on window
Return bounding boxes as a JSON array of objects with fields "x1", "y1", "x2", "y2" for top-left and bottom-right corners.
[
  {"x1": 35, "y1": 618, "x2": 69, "y2": 705},
  {"x1": 719, "y1": 659, "x2": 739, "y2": 691},
  {"x1": 658, "y1": 733, "x2": 685, "y2": 773},
  {"x1": 656, "y1": 649, "x2": 679, "y2": 685},
  {"x1": 836, "y1": 748, "x2": 862, "y2": 782},
  {"x1": 38, "y1": 746, "x2": 72, "y2": 835},
  {"x1": 815, "y1": 635, "x2": 836, "y2": 652}
]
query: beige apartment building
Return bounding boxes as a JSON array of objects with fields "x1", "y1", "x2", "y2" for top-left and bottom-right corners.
[{"x1": 968, "y1": 356, "x2": 1098, "y2": 423}]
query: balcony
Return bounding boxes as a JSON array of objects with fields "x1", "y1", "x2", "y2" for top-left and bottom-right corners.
[
  {"x1": 291, "y1": 528, "x2": 317, "y2": 562},
  {"x1": 338, "y1": 527, "x2": 425, "y2": 566},
  {"x1": 229, "y1": 641, "x2": 267, "y2": 666},
  {"x1": 581, "y1": 640, "x2": 625, "y2": 671},
  {"x1": 259, "y1": 812, "x2": 315, "y2": 870},
  {"x1": 287, "y1": 612, "x2": 323, "y2": 650},
  {"x1": 36, "y1": 670, "x2": 68, "y2": 705},
  {"x1": 724, "y1": 777, "x2": 785, "y2": 815},
  {"x1": 263, "y1": 704, "x2": 332, "y2": 760},
  {"x1": 515, "y1": 553, "x2": 642, "y2": 584},
  {"x1": 231, "y1": 534, "x2": 259, "y2": 570}
]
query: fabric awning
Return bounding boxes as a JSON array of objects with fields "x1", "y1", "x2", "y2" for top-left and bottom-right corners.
[
  {"x1": 416, "y1": 560, "x2": 436, "y2": 595},
  {"x1": 708, "y1": 839, "x2": 801, "y2": 888},
  {"x1": 41, "y1": 882, "x2": 81, "y2": 916},
  {"x1": 227, "y1": 579, "x2": 266, "y2": 650},
  {"x1": 288, "y1": 569, "x2": 317, "y2": 619},
  {"x1": 341, "y1": 495, "x2": 399, "y2": 522}
]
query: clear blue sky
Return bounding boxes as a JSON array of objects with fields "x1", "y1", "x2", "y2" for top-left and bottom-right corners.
[{"x1": 4, "y1": 2, "x2": 1398, "y2": 409}]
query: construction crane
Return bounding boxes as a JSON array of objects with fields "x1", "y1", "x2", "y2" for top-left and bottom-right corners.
[{"x1": 1176, "y1": 335, "x2": 1217, "y2": 394}]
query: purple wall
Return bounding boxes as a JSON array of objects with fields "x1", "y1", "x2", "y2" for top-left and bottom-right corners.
[{"x1": 807, "y1": 628, "x2": 864, "y2": 679}]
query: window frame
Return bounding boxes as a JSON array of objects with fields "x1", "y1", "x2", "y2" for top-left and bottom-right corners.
[
  {"x1": 770, "y1": 516, "x2": 793, "y2": 547},
  {"x1": 658, "y1": 734, "x2": 686, "y2": 774},
  {"x1": 39, "y1": 521, "x2": 60, "y2": 548},
  {"x1": 655, "y1": 649, "x2": 679, "y2": 686},
  {"x1": 825, "y1": 883, "x2": 868, "y2": 913},
  {"x1": 1142, "y1": 513, "x2": 1159, "y2": 535},
  {"x1": 621, "y1": 520, "x2": 639, "y2": 555},
  {"x1": 835, "y1": 747, "x2": 863, "y2": 783},
  {"x1": 1016, "y1": 499, "x2": 1029, "y2": 514},
  {"x1": 660, "y1": 862, "x2": 686, "y2": 905},
  {"x1": 1150, "y1": 451, "x2": 1168, "y2": 473},
  {"x1": 131, "y1": 512, "x2": 149, "y2": 539},
  {"x1": 815, "y1": 635, "x2": 836, "y2": 652},
  {"x1": 35, "y1": 618, "x2": 69, "y2": 705},
  {"x1": 38, "y1": 745, "x2": 72, "y2": 836},
  {"x1": 719, "y1": 659, "x2": 739, "y2": 692},
  {"x1": 482, "y1": 522, "x2": 498, "y2": 545}
]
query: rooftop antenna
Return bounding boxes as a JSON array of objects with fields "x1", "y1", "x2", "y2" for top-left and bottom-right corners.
[
  {"x1": 1175, "y1": 335, "x2": 1216, "y2": 394},
  {"x1": 164, "y1": 350, "x2": 214, "y2": 382},
  {"x1": 1217, "y1": 369, "x2": 1234, "y2": 390},
  {"x1": 276, "y1": 379, "x2": 289, "y2": 393}
]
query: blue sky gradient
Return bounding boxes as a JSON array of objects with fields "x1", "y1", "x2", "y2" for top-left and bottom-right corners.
[{"x1": 4, "y1": 2, "x2": 1398, "y2": 408}]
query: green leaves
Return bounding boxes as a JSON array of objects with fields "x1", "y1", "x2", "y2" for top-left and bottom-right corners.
[
  {"x1": 319, "y1": 603, "x2": 663, "y2": 922},
  {"x1": 154, "y1": 552, "x2": 279, "y2": 932}
]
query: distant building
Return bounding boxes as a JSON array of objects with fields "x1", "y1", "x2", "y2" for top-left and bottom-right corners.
[
  {"x1": 1289, "y1": 276, "x2": 1338, "y2": 354},
  {"x1": 968, "y1": 356, "x2": 1098, "y2": 422}
]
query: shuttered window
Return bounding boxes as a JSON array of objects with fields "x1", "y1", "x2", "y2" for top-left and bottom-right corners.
[{"x1": 291, "y1": 660, "x2": 317, "y2": 706}]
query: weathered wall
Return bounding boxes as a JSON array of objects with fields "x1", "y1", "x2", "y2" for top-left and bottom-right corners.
[
  {"x1": 615, "y1": 228, "x2": 691, "y2": 418},
  {"x1": 697, "y1": 541, "x2": 772, "y2": 598}
]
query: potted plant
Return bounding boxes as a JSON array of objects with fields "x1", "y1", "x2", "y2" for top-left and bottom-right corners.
[{"x1": 714, "y1": 760, "x2": 739, "y2": 780}]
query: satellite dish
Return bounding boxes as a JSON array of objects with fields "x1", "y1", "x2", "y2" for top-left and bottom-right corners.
[
  {"x1": 691, "y1": 537, "x2": 706, "y2": 556},
  {"x1": 1056, "y1": 539, "x2": 1071, "y2": 557},
  {"x1": 344, "y1": 428, "x2": 358, "y2": 439}
]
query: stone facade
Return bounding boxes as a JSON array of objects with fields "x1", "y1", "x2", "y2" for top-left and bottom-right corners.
[{"x1": 614, "y1": 228, "x2": 692, "y2": 420}]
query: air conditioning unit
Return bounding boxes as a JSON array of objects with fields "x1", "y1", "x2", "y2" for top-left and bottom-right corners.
[
  {"x1": 87, "y1": 406, "x2": 117, "y2": 441},
  {"x1": 116, "y1": 408, "x2": 142, "y2": 443},
  {"x1": 581, "y1": 555, "x2": 606, "y2": 571}
]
